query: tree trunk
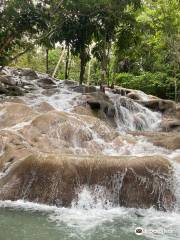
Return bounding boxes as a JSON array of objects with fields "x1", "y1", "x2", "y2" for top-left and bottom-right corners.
[
  {"x1": 52, "y1": 48, "x2": 65, "y2": 78},
  {"x1": 175, "y1": 78, "x2": 177, "y2": 102},
  {"x1": 79, "y1": 48, "x2": 86, "y2": 85},
  {"x1": 65, "y1": 44, "x2": 70, "y2": 79},
  {"x1": 67, "y1": 54, "x2": 72, "y2": 78},
  {"x1": 87, "y1": 59, "x2": 91, "y2": 86},
  {"x1": 100, "y1": 47, "x2": 107, "y2": 85},
  {"x1": 100, "y1": 41, "x2": 111, "y2": 86},
  {"x1": 45, "y1": 48, "x2": 49, "y2": 74}
]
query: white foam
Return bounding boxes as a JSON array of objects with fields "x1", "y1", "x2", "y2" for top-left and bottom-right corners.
[
  {"x1": 0, "y1": 187, "x2": 179, "y2": 239},
  {"x1": 107, "y1": 91, "x2": 162, "y2": 132},
  {"x1": 2, "y1": 120, "x2": 32, "y2": 131},
  {"x1": 21, "y1": 86, "x2": 81, "y2": 112}
]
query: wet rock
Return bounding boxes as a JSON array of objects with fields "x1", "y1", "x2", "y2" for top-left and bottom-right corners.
[
  {"x1": 72, "y1": 105, "x2": 94, "y2": 116},
  {"x1": 0, "y1": 102, "x2": 37, "y2": 129},
  {"x1": 19, "y1": 110, "x2": 119, "y2": 153},
  {"x1": 85, "y1": 92, "x2": 116, "y2": 127},
  {"x1": 42, "y1": 88, "x2": 60, "y2": 96},
  {"x1": 111, "y1": 136, "x2": 126, "y2": 150},
  {"x1": 0, "y1": 68, "x2": 11, "y2": 76},
  {"x1": 16, "y1": 68, "x2": 38, "y2": 80},
  {"x1": 0, "y1": 100, "x2": 119, "y2": 155},
  {"x1": 0, "y1": 75, "x2": 16, "y2": 86},
  {"x1": 127, "y1": 92, "x2": 141, "y2": 100},
  {"x1": 87, "y1": 100, "x2": 101, "y2": 110},
  {"x1": 131, "y1": 132, "x2": 180, "y2": 151},
  {"x1": 37, "y1": 77, "x2": 57, "y2": 89},
  {"x1": 34, "y1": 102, "x2": 55, "y2": 113},
  {"x1": 0, "y1": 83, "x2": 24, "y2": 96},
  {"x1": 0, "y1": 83, "x2": 8, "y2": 94},
  {"x1": 112, "y1": 87, "x2": 131, "y2": 96},
  {"x1": 0, "y1": 97, "x2": 26, "y2": 105},
  {"x1": 161, "y1": 119, "x2": 180, "y2": 132},
  {"x1": 5, "y1": 85, "x2": 24, "y2": 96},
  {"x1": 63, "y1": 80, "x2": 78, "y2": 86},
  {"x1": 0, "y1": 154, "x2": 175, "y2": 210},
  {"x1": 21, "y1": 80, "x2": 37, "y2": 90},
  {"x1": 19, "y1": 111, "x2": 94, "y2": 153},
  {"x1": 72, "y1": 85, "x2": 97, "y2": 93},
  {"x1": 152, "y1": 134, "x2": 180, "y2": 150},
  {"x1": 138, "y1": 99, "x2": 176, "y2": 113},
  {"x1": 176, "y1": 105, "x2": 180, "y2": 119},
  {"x1": 174, "y1": 157, "x2": 180, "y2": 163},
  {"x1": 0, "y1": 131, "x2": 33, "y2": 169}
]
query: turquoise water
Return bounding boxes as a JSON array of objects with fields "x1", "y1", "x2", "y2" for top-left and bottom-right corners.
[
  {"x1": 0, "y1": 199, "x2": 179, "y2": 240},
  {"x1": 0, "y1": 207, "x2": 150, "y2": 240}
]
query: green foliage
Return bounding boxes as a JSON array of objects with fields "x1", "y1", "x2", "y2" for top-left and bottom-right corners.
[
  {"x1": 112, "y1": 0, "x2": 179, "y2": 101},
  {"x1": 0, "y1": 0, "x2": 49, "y2": 66},
  {"x1": 114, "y1": 72, "x2": 180, "y2": 100},
  {"x1": 11, "y1": 48, "x2": 46, "y2": 73}
]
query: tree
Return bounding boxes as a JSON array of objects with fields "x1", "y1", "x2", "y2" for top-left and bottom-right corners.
[
  {"x1": 92, "y1": 0, "x2": 141, "y2": 85},
  {"x1": 110, "y1": 0, "x2": 179, "y2": 100},
  {"x1": 0, "y1": 0, "x2": 49, "y2": 67},
  {"x1": 46, "y1": 0, "x2": 141, "y2": 84},
  {"x1": 49, "y1": 0, "x2": 105, "y2": 84}
]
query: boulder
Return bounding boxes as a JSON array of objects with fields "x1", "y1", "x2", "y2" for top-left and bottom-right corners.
[
  {"x1": 127, "y1": 92, "x2": 141, "y2": 100},
  {"x1": 72, "y1": 105, "x2": 94, "y2": 116},
  {"x1": 0, "y1": 82, "x2": 24, "y2": 96},
  {"x1": 176, "y1": 105, "x2": 180, "y2": 119},
  {"x1": 131, "y1": 132, "x2": 180, "y2": 151},
  {"x1": 33, "y1": 102, "x2": 55, "y2": 113},
  {"x1": 138, "y1": 99, "x2": 176, "y2": 113},
  {"x1": 85, "y1": 92, "x2": 116, "y2": 126},
  {"x1": 161, "y1": 119, "x2": 180, "y2": 132},
  {"x1": 0, "y1": 131, "x2": 32, "y2": 169},
  {"x1": 0, "y1": 154, "x2": 175, "y2": 210},
  {"x1": 112, "y1": 87, "x2": 131, "y2": 96},
  {"x1": 4, "y1": 85, "x2": 24, "y2": 96},
  {"x1": 1, "y1": 103, "x2": 122, "y2": 157},
  {"x1": 86, "y1": 98, "x2": 115, "y2": 119},
  {"x1": 152, "y1": 135, "x2": 180, "y2": 150},
  {"x1": 14, "y1": 68, "x2": 38, "y2": 80},
  {"x1": 0, "y1": 102, "x2": 37, "y2": 129},
  {"x1": 0, "y1": 83, "x2": 8, "y2": 95},
  {"x1": 37, "y1": 77, "x2": 57, "y2": 89},
  {"x1": 18, "y1": 110, "x2": 118, "y2": 154},
  {"x1": 0, "y1": 75, "x2": 16, "y2": 86}
]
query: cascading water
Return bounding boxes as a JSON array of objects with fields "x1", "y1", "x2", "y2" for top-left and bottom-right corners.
[
  {"x1": 0, "y1": 69, "x2": 180, "y2": 240},
  {"x1": 108, "y1": 91, "x2": 162, "y2": 131}
]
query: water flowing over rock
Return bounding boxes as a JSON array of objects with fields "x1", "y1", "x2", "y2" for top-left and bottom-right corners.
[
  {"x1": 0, "y1": 67, "x2": 179, "y2": 212},
  {"x1": 0, "y1": 154, "x2": 175, "y2": 210},
  {"x1": 108, "y1": 92, "x2": 161, "y2": 131}
]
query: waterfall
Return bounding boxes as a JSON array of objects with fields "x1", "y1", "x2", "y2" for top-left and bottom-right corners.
[{"x1": 108, "y1": 92, "x2": 162, "y2": 131}]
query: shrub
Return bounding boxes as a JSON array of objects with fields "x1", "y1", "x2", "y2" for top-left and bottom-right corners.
[{"x1": 114, "y1": 72, "x2": 179, "y2": 100}]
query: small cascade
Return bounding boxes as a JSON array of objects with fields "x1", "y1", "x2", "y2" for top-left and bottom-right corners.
[
  {"x1": 21, "y1": 79, "x2": 81, "y2": 112},
  {"x1": 72, "y1": 186, "x2": 113, "y2": 210},
  {"x1": 108, "y1": 92, "x2": 161, "y2": 131}
]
